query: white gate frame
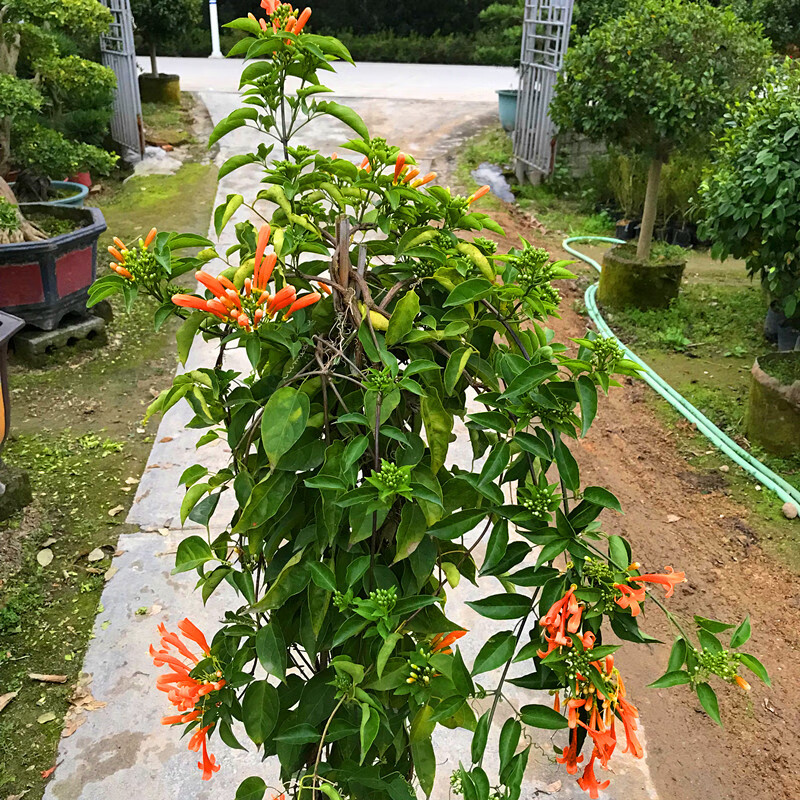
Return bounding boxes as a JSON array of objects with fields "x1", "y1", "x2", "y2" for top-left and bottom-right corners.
[
  {"x1": 513, "y1": 0, "x2": 574, "y2": 183},
  {"x1": 100, "y1": 0, "x2": 145, "y2": 164}
]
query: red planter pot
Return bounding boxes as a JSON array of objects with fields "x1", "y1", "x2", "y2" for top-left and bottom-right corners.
[
  {"x1": 0, "y1": 204, "x2": 107, "y2": 331},
  {"x1": 69, "y1": 172, "x2": 92, "y2": 188}
]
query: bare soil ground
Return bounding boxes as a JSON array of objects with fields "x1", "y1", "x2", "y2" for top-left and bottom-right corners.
[{"x1": 482, "y1": 202, "x2": 800, "y2": 800}]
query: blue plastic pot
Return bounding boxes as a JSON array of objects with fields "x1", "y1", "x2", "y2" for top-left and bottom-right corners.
[
  {"x1": 497, "y1": 89, "x2": 518, "y2": 132},
  {"x1": 11, "y1": 180, "x2": 88, "y2": 209}
]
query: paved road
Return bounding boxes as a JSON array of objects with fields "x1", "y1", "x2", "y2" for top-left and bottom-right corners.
[
  {"x1": 45, "y1": 62, "x2": 659, "y2": 800},
  {"x1": 139, "y1": 57, "x2": 517, "y2": 102}
]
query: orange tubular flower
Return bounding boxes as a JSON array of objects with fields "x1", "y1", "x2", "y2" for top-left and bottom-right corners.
[
  {"x1": 195, "y1": 271, "x2": 228, "y2": 300},
  {"x1": 294, "y1": 7, "x2": 311, "y2": 33},
  {"x1": 630, "y1": 566, "x2": 686, "y2": 598},
  {"x1": 556, "y1": 729, "x2": 584, "y2": 775},
  {"x1": 537, "y1": 588, "x2": 583, "y2": 658},
  {"x1": 172, "y1": 294, "x2": 211, "y2": 312},
  {"x1": 577, "y1": 755, "x2": 610, "y2": 800},
  {"x1": 614, "y1": 583, "x2": 646, "y2": 616},
  {"x1": 735, "y1": 675, "x2": 751, "y2": 692},
  {"x1": 256, "y1": 254, "x2": 278, "y2": 291},
  {"x1": 317, "y1": 281, "x2": 332, "y2": 296},
  {"x1": 261, "y1": 0, "x2": 278, "y2": 11},
  {"x1": 178, "y1": 618, "x2": 211, "y2": 655},
  {"x1": 108, "y1": 246, "x2": 125, "y2": 263},
  {"x1": 393, "y1": 152, "x2": 406, "y2": 182},
  {"x1": 402, "y1": 168, "x2": 420, "y2": 185},
  {"x1": 411, "y1": 172, "x2": 437, "y2": 188},
  {"x1": 430, "y1": 629, "x2": 467, "y2": 654},
  {"x1": 285, "y1": 292, "x2": 321, "y2": 318},
  {"x1": 111, "y1": 263, "x2": 133, "y2": 279},
  {"x1": 144, "y1": 227, "x2": 158, "y2": 247},
  {"x1": 468, "y1": 185, "x2": 491, "y2": 204},
  {"x1": 267, "y1": 286, "x2": 297, "y2": 315}
]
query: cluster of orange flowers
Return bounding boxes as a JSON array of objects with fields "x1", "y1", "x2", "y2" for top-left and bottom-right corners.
[
  {"x1": 172, "y1": 224, "x2": 322, "y2": 330},
  {"x1": 249, "y1": 0, "x2": 311, "y2": 36},
  {"x1": 555, "y1": 636, "x2": 642, "y2": 799},
  {"x1": 537, "y1": 567, "x2": 685, "y2": 797},
  {"x1": 150, "y1": 619, "x2": 224, "y2": 781},
  {"x1": 107, "y1": 227, "x2": 157, "y2": 280}
]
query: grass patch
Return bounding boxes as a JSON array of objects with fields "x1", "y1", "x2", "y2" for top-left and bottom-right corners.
[
  {"x1": 141, "y1": 93, "x2": 198, "y2": 147},
  {"x1": 0, "y1": 150, "x2": 217, "y2": 798}
]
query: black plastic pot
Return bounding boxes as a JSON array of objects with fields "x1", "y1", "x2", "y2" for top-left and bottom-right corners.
[{"x1": 0, "y1": 204, "x2": 107, "y2": 331}]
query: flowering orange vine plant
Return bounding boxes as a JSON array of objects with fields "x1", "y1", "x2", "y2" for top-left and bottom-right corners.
[{"x1": 88, "y1": 4, "x2": 769, "y2": 800}]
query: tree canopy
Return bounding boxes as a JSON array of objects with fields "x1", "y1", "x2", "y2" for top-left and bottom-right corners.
[{"x1": 550, "y1": 0, "x2": 771, "y2": 160}]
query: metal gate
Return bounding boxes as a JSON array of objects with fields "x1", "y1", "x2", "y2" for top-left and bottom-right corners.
[
  {"x1": 513, "y1": 0, "x2": 574, "y2": 182},
  {"x1": 100, "y1": 0, "x2": 145, "y2": 164}
]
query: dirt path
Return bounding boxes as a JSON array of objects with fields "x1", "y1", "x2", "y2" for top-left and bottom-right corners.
[{"x1": 484, "y1": 203, "x2": 800, "y2": 800}]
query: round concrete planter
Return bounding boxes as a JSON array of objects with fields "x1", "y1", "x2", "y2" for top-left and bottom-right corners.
[
  {"x1": 139, "y1": 73, "x2": 181, "y2": 104},
  {"x1": 0, "y1": 204, "x2": 107, "y2": 331},
  {"x1": 746, "y1": 353, "x2": 800, "y2": 458},
  {"x1": 597, "y1": 244, "x2": 686, "y2": 310}
]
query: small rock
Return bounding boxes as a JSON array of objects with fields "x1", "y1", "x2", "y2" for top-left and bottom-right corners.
[
  {"x1": 719, "y1": 465, "x2": 729, "y2": 473},
  {"x1": 667, "y1": 514, "x2": 681, "y2": 523},
  {"x1": 783, "y1": 502, "x2": 798, "y2": 520},
  {"x1": 108, "y1": 505, "x2": 125, "y2": 517}
]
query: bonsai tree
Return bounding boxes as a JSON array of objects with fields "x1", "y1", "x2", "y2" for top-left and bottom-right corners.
[
  {"x1": 130, "y1": 0, "x2": 203, "y2": 76},
  {"x1": 698, "y1": 60, "x2": 800, "y2": 344},
  {"x1": 90, "y1": 5, "x2": 768, "y2": 799},
  {"x1": 551, "y1": 0, "x2": 770, "y2": 261},
  {"x1": 0, "y1": 0, "x2": 116, "y2": 238}
]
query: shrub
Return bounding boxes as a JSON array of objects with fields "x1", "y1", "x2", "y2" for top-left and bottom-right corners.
[
  {"x1": 698, "y1": 60, "x2": 800, "y2": 322},
  {"x1": 91, "y1": 6, "x2": 768, "y2": 800},
  {"x1": 474, "y1": 1, "x2": 523, "y2": 66},
  {"x1": 130, "y1": 0, "x2": 204, "y2": 75},
  {"x1": 0, "y1": 198, "x2": 19, "y2": 235},
  {"x1": 551, "y1": 0, "x2": 770, "y2": 261}
]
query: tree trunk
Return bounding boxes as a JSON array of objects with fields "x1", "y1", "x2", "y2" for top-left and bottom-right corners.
[
  {"x1": 149, "y1": 41, "x2": 159, "y2": 77},
  {"x1": 0, "y1": 177, "x2": 47, "y2": 243},
  {"x1": 636, "y1": 157, "x2": 663, "y2": 261}
]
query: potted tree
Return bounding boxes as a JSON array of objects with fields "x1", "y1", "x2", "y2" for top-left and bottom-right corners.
[
  {"x1": 550, "y1": 0, "x2": 770, "y2": 309},
  {"x1": 0, "y1": 0, "x2": 113, "y2": 330},
  {"x1": 131, "y1": 0, "x2": 203, "y2": 104},
  {"x1": 698, "y1": 60, "x2": 800, "y2": 456}
]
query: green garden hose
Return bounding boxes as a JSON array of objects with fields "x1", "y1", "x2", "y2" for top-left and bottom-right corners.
[{"x1": 563, "y1": 235, "x2": 800, "y2": 512}]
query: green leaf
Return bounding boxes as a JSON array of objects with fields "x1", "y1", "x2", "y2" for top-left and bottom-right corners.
[
  {"x1": 519, "y1": 703, "x2": 569, "y2": 730},
  {"x1": 319, "y1": 100, "x2": 369, "y2": 139},
  {"x1": 180, "y1": 482, "x2": 209, "y2": 525},
  {"x1": 218, "y1": 153, "x2": 258, "y2": 180},
  {"x1": 648, "y1": 670, "x2": 692, "y2": 688},
  {"x1": 214, "y1": 193, "x2": 244, "y2": 236},
  {"x1": 359, "y1": 703, "x2": 380, "y2": 764},
  {"x1": 429, "y1": 509, "x2": 486, "y2": 540},
  {"x1": 411, "y1": 737, "x2": 436, "y2": 798},
  {"x1": 739, "y1": 653, "x2": 770, "y2": 686},
  {"x1": 173, "y1": 535, "x2": 212, "y2": 574},
  {"x1": 730, "y1": 617, "x2": 751, "y2": 648},
  {"x1": 466, "y1": 593, "x2": 531, "y2": 621},
  {"x1": 553, "y1": 436, "x2": 580, "y2": 492},
  {"x1": 235, "y1": 777, "x2": 267, "y2": 800},
  {"x1": 255, "y1": 623, "x2": 287, "y2": 682},
  {"x1": 696, "y1": 682, "x2": 721, "y2": 726},
  {"x1": 694, "y1": 616, "x2": 736, "y2": 634},
  {"x1": 444, "y1": 347, "x2": 473, "y2": 395},
  {"x1": 472, "y1": 631, "x2": 516, "y2": 675},
  {"x1": 583, "y1": 486, "x2": 622, "y2": 513},
  {"x1": 377, "y1": 632, "x2": 402, "y2": 678},
  {"x1": 261, "y1": 387, "x2": 310, "y2": 467},
  {"x1": 471, "y1": 710, "x2": 490, "y2": 763},
  {"x1": 443, "y1": 278, "x2": 494, "y2": 307},
  {"x1": 274, "y1": 723, "x2": 320, "y2": 745},
  {"x1": 242, "y1": 680, "x2": 280, "y2": 745},
  {"x1": 667, "y1": 638, "x2": 687, "y2": 672},
  {"x1": 420, "y1": 391, "x2": 453, "y2": 475},
  {"x1": 499, "y1": 718, "x2": 521, "y2": 778},
  {"x1": 176, "y1": 312, "x2": 205, "y2": 366},
  {"x1": 576, "y1": 375, "x2": 597, "y2": 436},
  {"x1": 308, "y1": 561, "x2": 337, "y2": 592},
  {"x1": 386, "y1": 289, "x2": 419, "y2": 346}
]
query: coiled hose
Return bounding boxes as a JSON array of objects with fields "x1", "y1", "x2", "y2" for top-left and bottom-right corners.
[{"x1": 563, "y1": 235, "x2": 800, "y2": 512}]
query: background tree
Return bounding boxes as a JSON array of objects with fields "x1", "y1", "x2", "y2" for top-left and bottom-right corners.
[
  {"x1": 551, "y1": 0, "x2": 770, "y2": 260},
  {"x1": 475, "y1": 0, "x2": 523, "y2": 66},
  {"x1": 130, "y1": 0, "x2": 203, "y2": 76},
  {"x1": 729, "y1": 0, "x2": 800, "y2": 53},
  {"x1": 698, "y1": 60, "x2": 800, "y2": 326}
]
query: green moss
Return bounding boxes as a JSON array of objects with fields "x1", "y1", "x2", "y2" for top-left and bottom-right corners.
[
  {"x1": 26, "y1": 211, "x2": 77, "y2": 238},
  {"x1": 759, "y1": 352, "x2": 800, "y2": 385},
  {"x1": 141, "y1": 94, "x2": 198, "y2": 146},
  {"x1": 612, "y1": 240, "x2": 688, "y2": 266}
]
